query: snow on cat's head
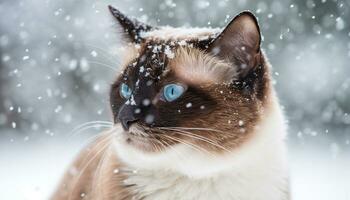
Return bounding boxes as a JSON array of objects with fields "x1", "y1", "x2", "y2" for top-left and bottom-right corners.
[{"x1": 108, "y1": 6, "x2": 279, "y2": 176}]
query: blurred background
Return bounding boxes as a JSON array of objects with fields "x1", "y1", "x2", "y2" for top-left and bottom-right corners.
[{"x1": 0, "y1": 0, "x2": 349, "y2": 199}]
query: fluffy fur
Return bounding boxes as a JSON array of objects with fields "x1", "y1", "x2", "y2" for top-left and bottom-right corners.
[
  {"x1": 114, "y1": 100, "x2": 289, "y2": 200},
  {"x1": 52, "y1": 98, "x2": 289, "y2": 200},
  {"x1": 51, "y1": 6, "x2": 289, "y2": 200},
  {"x1": 170, "y1": 47, "x2": 237, "y2": 84}
]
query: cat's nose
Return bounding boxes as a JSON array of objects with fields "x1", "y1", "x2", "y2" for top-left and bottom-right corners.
[
  {"x1": 120, "y1": 116, "x2": 137, "y2": 130},
  {"x1": 118, "y1": 105, "x2": 138, "y2": 130}
]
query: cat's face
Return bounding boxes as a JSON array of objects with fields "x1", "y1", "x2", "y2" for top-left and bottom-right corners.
[{"x1": 109, "y1": 6, "x2": 271, "y2": 155}]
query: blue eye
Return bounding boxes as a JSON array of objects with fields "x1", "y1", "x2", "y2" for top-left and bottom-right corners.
[
  {"x1": 120, "y1": 83, "x2": 132, "y2": 99},
  {"x1": 163, "y1": 84, "x2": 185, "y2": 102}
]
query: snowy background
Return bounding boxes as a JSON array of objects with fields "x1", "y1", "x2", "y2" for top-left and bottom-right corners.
[{"x1": 0, "y1": 0, "x2": 349, "y2": 199}]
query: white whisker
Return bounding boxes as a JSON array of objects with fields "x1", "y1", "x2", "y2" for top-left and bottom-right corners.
[
  {"x1": 68, "y1": 131, "x2": 116, "y2": 200},
  {"x1": 86, "y1": 60, "x2": 119, "y2": 71},
  {"x1": 160, "y1": 134, "x2": 216, "y2": 158},
  {"x1": 159, "y1": 127, "x2": 232, "y2": 153},
  {"x1": 69, "y1": 124, "x2": 113, "y2": 138}
]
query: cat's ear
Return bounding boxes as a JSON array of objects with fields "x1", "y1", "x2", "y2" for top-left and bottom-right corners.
[
  {"x1": 208, "y1": 11, "x2": 261, "y2": 79},
  {"x1": 108, "y1": 5, "x2": 154, "y2": 43}
]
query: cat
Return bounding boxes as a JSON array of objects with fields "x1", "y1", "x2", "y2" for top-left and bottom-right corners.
[{"x1": 51, "y1": 5, "x2": 289, "y2": 200}]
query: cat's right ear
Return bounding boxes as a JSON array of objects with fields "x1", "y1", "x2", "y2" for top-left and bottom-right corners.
[
  {"x1": 208, "y1": 11, "x2": 261, "y2": 80},
  {"x1": 108, "y1": 5, "x2": 154, "y2": 43}
]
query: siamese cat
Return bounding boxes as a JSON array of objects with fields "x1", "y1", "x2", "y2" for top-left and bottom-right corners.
[{"x1": 52, "y1": 5, "x2": 289, "y2": 200}]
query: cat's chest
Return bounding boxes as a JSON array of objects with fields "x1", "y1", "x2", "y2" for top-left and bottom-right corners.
[{"x1": 121, "y1": 169, "x2": 287, "y2": 200}]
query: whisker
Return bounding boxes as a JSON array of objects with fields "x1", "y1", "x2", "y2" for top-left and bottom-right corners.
[
  {"x1": 159, "y1": 134, "x2": 215, "y2": 157},
  {"x1": 84, "y1": 44, "x2": 118, "y2": 63},
  {"x1": 69, "y1": 124, "x2": 113, "y2": 138},
  {"x1": 86, "y1": 60, "x2": 119, "y2": 72},
  {"x1": 77, "y1": 129, "x2": 112, "y2": 147},
  {"x1": 158, "y1": 127, "x2": 232, "y2": 153},
  {"x1": 164, "y1": 126, "x2": 228, "y2": 134},
  {"x1": 154, "y1": 135, "x2": 191, "y2": 169},
  {"x1": 92, "y1": 142, "x2": 112, "y2": 193},
  {"x1": 72, "y1": 41, "x2": 119, "y2": 64},
  {"x1": 70, "y1": 121, "x2": 113, "y2": 133},
  {"x1": 68, "y1": 132, "x2": 115, "y2": 200}
]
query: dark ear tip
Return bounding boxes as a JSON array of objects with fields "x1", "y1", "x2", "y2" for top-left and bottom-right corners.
[
  {"x1": 108, "y1": 5, "x2": 115, "y2": 11},
  {"x1": 108, "y1": 5, "x2": 120, "y2": 15},
  {"x1": 108, "y1": 5, "x2": 126, "y2": 19}
]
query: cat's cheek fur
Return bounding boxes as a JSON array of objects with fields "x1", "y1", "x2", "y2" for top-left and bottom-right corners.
[
  {"x1": 112, "y1": 93, "x2": 289, "y2": 199},
  {"x1": 51, "y1": 7, "x2": 290, "y2": 200}
]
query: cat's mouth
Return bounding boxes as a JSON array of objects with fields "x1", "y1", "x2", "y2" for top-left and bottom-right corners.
[
  {"x1": 121, "y1": 123, "x2": 177, "y2": 152},
  {"x1": 127, "y1": 124, "x2": 149, "y2": 137},
  {"x1": 121, "y1": 123, "x2": 157, "y2": 151}
]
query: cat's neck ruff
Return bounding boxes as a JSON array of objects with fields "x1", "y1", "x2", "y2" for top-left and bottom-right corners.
[{"x1": 113, "y1": 95, "x2": 289, "y2": 199}]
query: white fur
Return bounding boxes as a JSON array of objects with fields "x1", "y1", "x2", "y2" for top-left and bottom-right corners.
[
  {"x1": 113, "y1": 94, "x2": 289, "y2": 200},
  {"x1": 140, "y1": 26, "x2": 221, "y2": 41}
]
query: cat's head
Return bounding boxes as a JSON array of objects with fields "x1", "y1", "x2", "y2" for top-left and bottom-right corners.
[{"x1": 109, "y1": 6, "x2": 276, "y2": 172}]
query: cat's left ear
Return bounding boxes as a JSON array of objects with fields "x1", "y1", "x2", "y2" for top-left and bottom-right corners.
[
  {"x1": 208, "y1": 11, "x2": 261, "y2": 79},
  {"x1": 108, "y1": 5, "x2": 154, "y2": 43}
]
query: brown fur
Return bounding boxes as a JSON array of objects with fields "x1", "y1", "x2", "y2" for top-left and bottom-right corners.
[
  {"x1": 52, "y1": 7, "x2": 277, "y2": 200},
  {"x1": 108, "y1": 40, "x2": 271, "y2": 153},
  {"x1": 52, "y1": 47, "x2": 272, "y2": 200},
  {"x1": 170, "y1": 47, "x2": 236, "y2": 84},
  {"x1": 51, "y1": 133, "x2": 134, "y2": 200}
]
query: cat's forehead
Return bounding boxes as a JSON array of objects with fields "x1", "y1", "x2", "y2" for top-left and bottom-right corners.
[
  {"x1": 123, "y1": 42, "x2": 170, "y2": 81},
  {"x1": 120, "y1": 27, "x2": 235, "y2": 84}
]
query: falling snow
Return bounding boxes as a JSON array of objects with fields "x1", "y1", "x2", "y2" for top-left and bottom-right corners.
[
  {"x1": 90, "y1": 50, "x2": 98, "y2": 57},
  {"x1": 186, "y1": 102, "x2": 192, "y2": 108},
  {"x1": 0, "y1": 0, "x2": 349, "y2": 200}
]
